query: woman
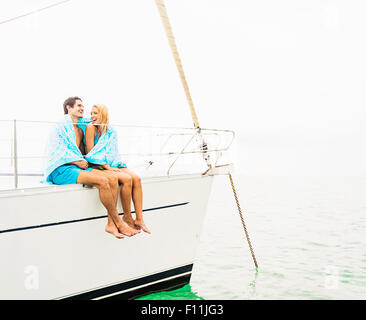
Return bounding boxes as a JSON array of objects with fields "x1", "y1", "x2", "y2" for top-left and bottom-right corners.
[{"x1": 84, "y1": 104, "x2": 151, "y2": 234}]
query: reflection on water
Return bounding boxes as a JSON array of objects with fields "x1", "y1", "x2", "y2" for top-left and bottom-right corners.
[{"x1": 247, "y1": 269, "x2": 259, "y2": 299}]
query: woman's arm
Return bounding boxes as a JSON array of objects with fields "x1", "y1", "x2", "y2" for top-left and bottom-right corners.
[{"x1": 85, "y1": 124, "x2": 96, "y2": 154}]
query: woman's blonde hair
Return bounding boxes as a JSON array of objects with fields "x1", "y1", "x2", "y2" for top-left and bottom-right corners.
[{"x1": 92, "y1": 104, "x2": 109, "y2": 135}]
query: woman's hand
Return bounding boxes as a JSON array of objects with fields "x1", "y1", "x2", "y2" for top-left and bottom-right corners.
[
  {"x1": 102, "y1": 164, "x2": 119, "y2": 172},
  {"x1": 74, "y1": 160, "x2": 89, "y2": 169},
  {"x1": 102, "y1": 164, "x2": 112, "y2": 170}
]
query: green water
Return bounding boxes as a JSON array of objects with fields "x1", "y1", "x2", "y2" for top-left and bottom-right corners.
[
  {"x1": 136, "y1": 284, "x2": 204, "y2": 300},
  {"x1": 137, "y1": 176, "x2": 366, "y2": 300}
]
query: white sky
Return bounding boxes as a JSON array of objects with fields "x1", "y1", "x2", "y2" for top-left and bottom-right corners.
[{"x1": 0, "y1": 0, "x2": 365, "y2": 176}]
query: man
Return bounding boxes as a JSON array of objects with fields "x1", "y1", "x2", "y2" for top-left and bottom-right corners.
[{"x1": 44, "y1": 96, "x2": 139, "y2": 239}]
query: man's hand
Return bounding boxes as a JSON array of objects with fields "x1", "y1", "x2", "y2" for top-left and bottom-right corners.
[{"x1": 74, "y1": 160, "x2": 89, "y2": 169}]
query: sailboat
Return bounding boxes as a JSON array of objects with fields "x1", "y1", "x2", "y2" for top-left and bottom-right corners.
[{"x1": 0, "y1": 0, "x2": 255, "y2": 300}]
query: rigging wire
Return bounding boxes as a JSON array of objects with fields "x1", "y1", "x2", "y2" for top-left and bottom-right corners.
[{"x1": 0, "y1": 0, "x2": 72, "y2": 26}]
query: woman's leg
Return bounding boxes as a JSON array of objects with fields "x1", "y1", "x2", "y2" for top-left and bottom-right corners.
[
  {"x1": 114, "y1": 170, "x2": 139, "y2": 231},
  {"x1": 119, "y1": 168, "x2": 150, "y2": 233}
]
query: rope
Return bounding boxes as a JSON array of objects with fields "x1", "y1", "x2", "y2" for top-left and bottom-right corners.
[
  {"x1": 154, "y1": 0, "x2": 200, "y2": 129},
  {"x1": 228, "y1": 173, "x2": 259, "y2": 269},
  {"x1": 154, "y1": 3, "x2": 256, "y2": 261}
]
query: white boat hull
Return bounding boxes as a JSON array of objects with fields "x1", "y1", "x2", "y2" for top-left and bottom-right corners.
[{"x1": 0, "y1": 174, "x2": 213, "y2": 299}]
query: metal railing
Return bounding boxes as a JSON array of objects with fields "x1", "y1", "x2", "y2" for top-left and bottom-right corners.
[{"x1": 0, "y1": 119, "x2": 235, "y2": 189}]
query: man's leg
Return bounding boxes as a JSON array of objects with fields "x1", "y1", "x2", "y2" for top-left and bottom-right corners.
[{"x1": 77, "y1": 170, "x2": 139, "y2": 238}]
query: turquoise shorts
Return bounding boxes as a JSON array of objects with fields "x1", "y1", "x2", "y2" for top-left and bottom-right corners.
[{"x1": 49, "y1": 164, "x2": 92, "y2": 185}]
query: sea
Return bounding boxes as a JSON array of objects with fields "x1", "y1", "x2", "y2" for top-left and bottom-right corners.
[{"x1": 136, "y1": 174, "x2": 366, "y2": 300}]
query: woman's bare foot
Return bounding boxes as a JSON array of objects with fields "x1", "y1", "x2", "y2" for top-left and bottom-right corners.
[
  {"x1": 123, "y1": 215, "x2": 141, "y2": 233},
  {"x1": 105, "y1": 223, "x2": 124, "y2": 239},
  {"x1": 134, "y1": 219, "x2": 151, "y2": 234},
  {"x1": 116, "y1": 220, "x2": 140, "y2": 236}
]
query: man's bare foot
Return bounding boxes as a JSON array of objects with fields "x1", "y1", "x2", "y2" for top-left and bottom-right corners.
[
  {"x1": 105, "y1": 223, "x2": 124, "y2": 239},
  {"x1": 117, "y1": 219, "x2": 140, "y2": 236},
  {"x1": 123, "y1": 215, "x2": 141, "y2": 233},
  {"x1": 135, "y1": 219, "x2": 151, "y2": 234}
]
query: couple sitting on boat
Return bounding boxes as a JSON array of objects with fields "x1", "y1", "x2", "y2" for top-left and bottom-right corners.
[{"x1": 43, "y1": 96, "x2": 150, "y2": 239}]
